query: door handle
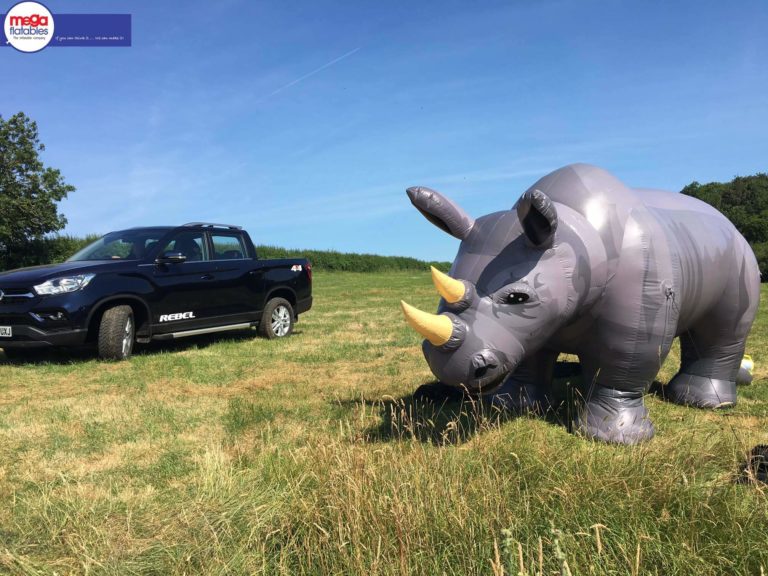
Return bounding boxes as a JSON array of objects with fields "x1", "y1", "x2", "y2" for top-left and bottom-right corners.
[{"x1": 201, "y1": 274, "x2": 214, "y2": 280}]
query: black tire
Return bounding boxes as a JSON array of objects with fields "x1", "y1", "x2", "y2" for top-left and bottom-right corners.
[
  {"x1": 98, "y1": 305, "x2": 135, "y2": 360},
  {"x1": 258, "y1": 298, "x2": 294, "y2": 339}
]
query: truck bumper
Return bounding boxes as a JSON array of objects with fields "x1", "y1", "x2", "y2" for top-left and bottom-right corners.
[
  {"x1": 0, "y1": 326, "x2": 89, "y2": 348},
  {"x1": 0, "y1": 292, "x2": 91, "y2": 349},
  {"x1": 296, "y1": 296, "x2": 312, "y2": 316}
]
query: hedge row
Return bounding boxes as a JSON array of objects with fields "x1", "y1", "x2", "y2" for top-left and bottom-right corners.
[
  {"x1": 0, "y1": 234, "x2": 99, "y2": 271},
  {"x1": 255, "y1": 245, "x2": 450, "y2": 272}
]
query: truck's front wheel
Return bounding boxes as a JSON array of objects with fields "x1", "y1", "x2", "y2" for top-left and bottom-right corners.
[
  {"x1": 98, "y1": 305, "x2": 135, "y2": 360},
  {"x1": 259, "y1": 298, "x2": 294, "y2": 339}
]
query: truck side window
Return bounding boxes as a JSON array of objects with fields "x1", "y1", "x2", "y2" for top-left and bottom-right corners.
[
  {"x1": 162, "y1": 232, "x2": 207, "y2": 261},
  {"x1": 210, "y1": 234, "x2": 247, "y2": 260}
]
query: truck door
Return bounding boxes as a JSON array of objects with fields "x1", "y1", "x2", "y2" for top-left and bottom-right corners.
[
  {"x1": 206, "y1": 232, "x2": 257, "y2": 323},
  {"x1": 152, "y1": 230, "x2": 220, "y2": 333}
]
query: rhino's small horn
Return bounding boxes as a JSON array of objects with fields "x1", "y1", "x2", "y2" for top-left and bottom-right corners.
[
  {"x1": 430, "y1": 266, "x2": 466, "y2": 304},
  {"x1": 400, "y1": 301, "x2": 454, "y2": 346}
]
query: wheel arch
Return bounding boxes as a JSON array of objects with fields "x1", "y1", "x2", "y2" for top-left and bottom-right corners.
[
  {"x1": 86, "y1": 295, "x2": 153, "y2": 342},
  {"x1": 264, "y1": 287, "x2": 297, "y2": 312}
]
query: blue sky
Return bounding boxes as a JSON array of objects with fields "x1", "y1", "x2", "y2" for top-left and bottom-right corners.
[{"x1": 2, "y1": 0, "x2": 767, "y2": 261}]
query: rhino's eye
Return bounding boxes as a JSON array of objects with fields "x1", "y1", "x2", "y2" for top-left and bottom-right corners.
[
  {"x1": 494, "y1": 283, "x2": 536, "y2": 305},
  {"x1": 507, "y1": 292, "x2": 530, "y2": 304}
]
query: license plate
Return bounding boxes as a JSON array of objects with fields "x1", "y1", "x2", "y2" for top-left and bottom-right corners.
[{"x1": 0, "y1": 326, "x2": 12, "y2": 338}]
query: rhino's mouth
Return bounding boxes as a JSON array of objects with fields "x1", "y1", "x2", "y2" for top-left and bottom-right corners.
[{"x1": 470, "y1": 371, "x2": 508, "y2": 393}]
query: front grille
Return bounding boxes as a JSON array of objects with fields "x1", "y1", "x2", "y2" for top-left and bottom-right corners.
[
  {"x1": 0, "y1": 288, "x2": 36, "y2": 309},
  {"x1": 0, "y1": 287, "x2": 35, "y2": 301}
]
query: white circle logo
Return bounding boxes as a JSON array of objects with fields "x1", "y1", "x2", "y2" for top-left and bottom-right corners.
[{"x1": 4, "y1": 1, "x2": 54, "y2": 53}]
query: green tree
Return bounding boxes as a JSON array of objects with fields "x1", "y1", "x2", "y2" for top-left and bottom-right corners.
[
  {"x1": 0, "y1": 112, "x2": 74, "y2": 270},
  {"x1": 681, "y1": 173, "x2": 768, "y2": 280}
]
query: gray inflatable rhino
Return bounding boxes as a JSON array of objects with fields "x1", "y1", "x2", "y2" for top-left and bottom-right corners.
[{"x1": 401, "y1": 163, "x2": 760, "y2": 444}]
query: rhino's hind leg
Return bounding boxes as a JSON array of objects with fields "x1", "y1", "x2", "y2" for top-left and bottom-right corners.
[
  {"x1": 667, "y1": 252, "x2": 760, "y2": 409},
  {"x1": 666, "y1": 373, "x2": 736, "y2": 408},
  {"x1": 665, "y1": 330, "x2": 742, "y2": 409},
  {"x1": 489, "y1": 350, "x2": 557, "y2": 413}
]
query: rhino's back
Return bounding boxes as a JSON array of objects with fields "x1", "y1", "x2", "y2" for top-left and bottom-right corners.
[
  {"x1": 528, "y1": 164, "x2": 643, "y2": 267},
  {"x1": 530, "y1": 164, "x2": 757, "y2": 333},
  {"x1": 529, "y1": 163, "x2": 638, "y2": 215},
  {"x1": 531, "y1": 163, "x2": 747, "y2": 276},
  {"x1": 635, "y1": 186, "x2": 729, "y2": 219},
  {"x1": 530, "y1": 163, "x2": 734, "y2": 234}
]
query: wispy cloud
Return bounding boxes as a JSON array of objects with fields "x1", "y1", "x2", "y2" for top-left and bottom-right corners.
[{"x1": 254, "y1": 47, "x2": 361, "y2": 104}]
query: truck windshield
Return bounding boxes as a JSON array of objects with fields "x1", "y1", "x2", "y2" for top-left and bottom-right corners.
[{"x1": 68, "y1": 230, "x2": 167, "y2": 261}]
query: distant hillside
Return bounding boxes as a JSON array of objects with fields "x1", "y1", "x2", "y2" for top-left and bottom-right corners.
[{"x1": 7, "y1": 235, "x2": 450, "y2": 273}]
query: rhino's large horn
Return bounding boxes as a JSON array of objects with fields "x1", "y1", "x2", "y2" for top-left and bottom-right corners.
[
  {"x1": 430, "y1": 266, "x2": 466, "y2": 304},
  {"x1": 400, "y1": 301, "x2": 454, "y2": 346}
]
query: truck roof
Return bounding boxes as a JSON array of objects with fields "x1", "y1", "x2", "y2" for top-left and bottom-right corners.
[{"x1": 122, "y1": 223, "x2": 244, "y2": 233}]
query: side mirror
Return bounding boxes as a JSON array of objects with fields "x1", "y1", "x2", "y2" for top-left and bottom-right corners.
[{"x1": 156, "y1": 251, "x2": 187, "y2": 264}]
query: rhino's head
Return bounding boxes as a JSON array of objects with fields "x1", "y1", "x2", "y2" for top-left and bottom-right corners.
[{"x1": 402, "y1": 185, "x2": 582, "y2": 393}]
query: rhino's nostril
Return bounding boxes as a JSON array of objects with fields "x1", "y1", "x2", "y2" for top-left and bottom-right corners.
[
  {"x1": 471, "y1": 350, "x2": 500, "y2": 380},
  {"x1": 474, "y1": 365, "x2": 490, "y2": 378}
]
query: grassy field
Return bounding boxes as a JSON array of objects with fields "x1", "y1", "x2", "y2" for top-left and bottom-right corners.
[{"x1": 0, "y1": 272, "x2": 767, "y2": 575}]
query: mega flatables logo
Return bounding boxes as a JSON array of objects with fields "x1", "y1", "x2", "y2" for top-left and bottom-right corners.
[{"x1": 4, "y1": 1, "x2": 54, "y2": 52}]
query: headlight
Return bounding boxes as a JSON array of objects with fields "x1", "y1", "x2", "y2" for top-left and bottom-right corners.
[{"x1": 34, "y1": 274, "x2": 95, "y2": 295}]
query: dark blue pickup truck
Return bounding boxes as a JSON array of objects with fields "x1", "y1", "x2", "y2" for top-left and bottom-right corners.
[{"x1": 0, "y1": 222, "x2": 312, "y2": 360}]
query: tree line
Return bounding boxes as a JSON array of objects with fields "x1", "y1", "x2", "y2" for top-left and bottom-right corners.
[
  {"x1": 681, "y1": 175, "x2": 768, "y2": 278},
  {"x1": 0, "y1": 111, "x2": 764, "y2": 278}
]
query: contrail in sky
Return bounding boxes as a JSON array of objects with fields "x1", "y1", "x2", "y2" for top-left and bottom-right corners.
[{"x1": 256, "y1": 47, "x2": 361, "y2": 103}]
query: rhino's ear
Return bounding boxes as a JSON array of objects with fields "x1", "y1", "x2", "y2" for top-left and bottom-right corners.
[
  {"x1": 406, "y1": 186, "x2": 475, "y2": 240},
  {"x1": 515, "y1": 189, "x2": 558, "y2": 248}
]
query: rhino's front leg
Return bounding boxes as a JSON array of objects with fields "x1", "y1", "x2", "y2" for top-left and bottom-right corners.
[
  {"x1": 488, "y1": 349, "x2": 558, "y2": 413},
  {"x1": 576, "y1": 354, "x2": 658, "y2": 445}
]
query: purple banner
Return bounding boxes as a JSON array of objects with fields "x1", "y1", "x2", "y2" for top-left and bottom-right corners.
[{"x1": 2, "y1": 13, "x2": 131, "y2": 47}]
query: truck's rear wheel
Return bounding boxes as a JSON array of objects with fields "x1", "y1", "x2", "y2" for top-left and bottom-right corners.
[
  {"x1": 259, "y1": 298, "x2": 294, "y2": 339},
  {"x1": 98, "y1": 305, "x2": 135, "y2": 360}
]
